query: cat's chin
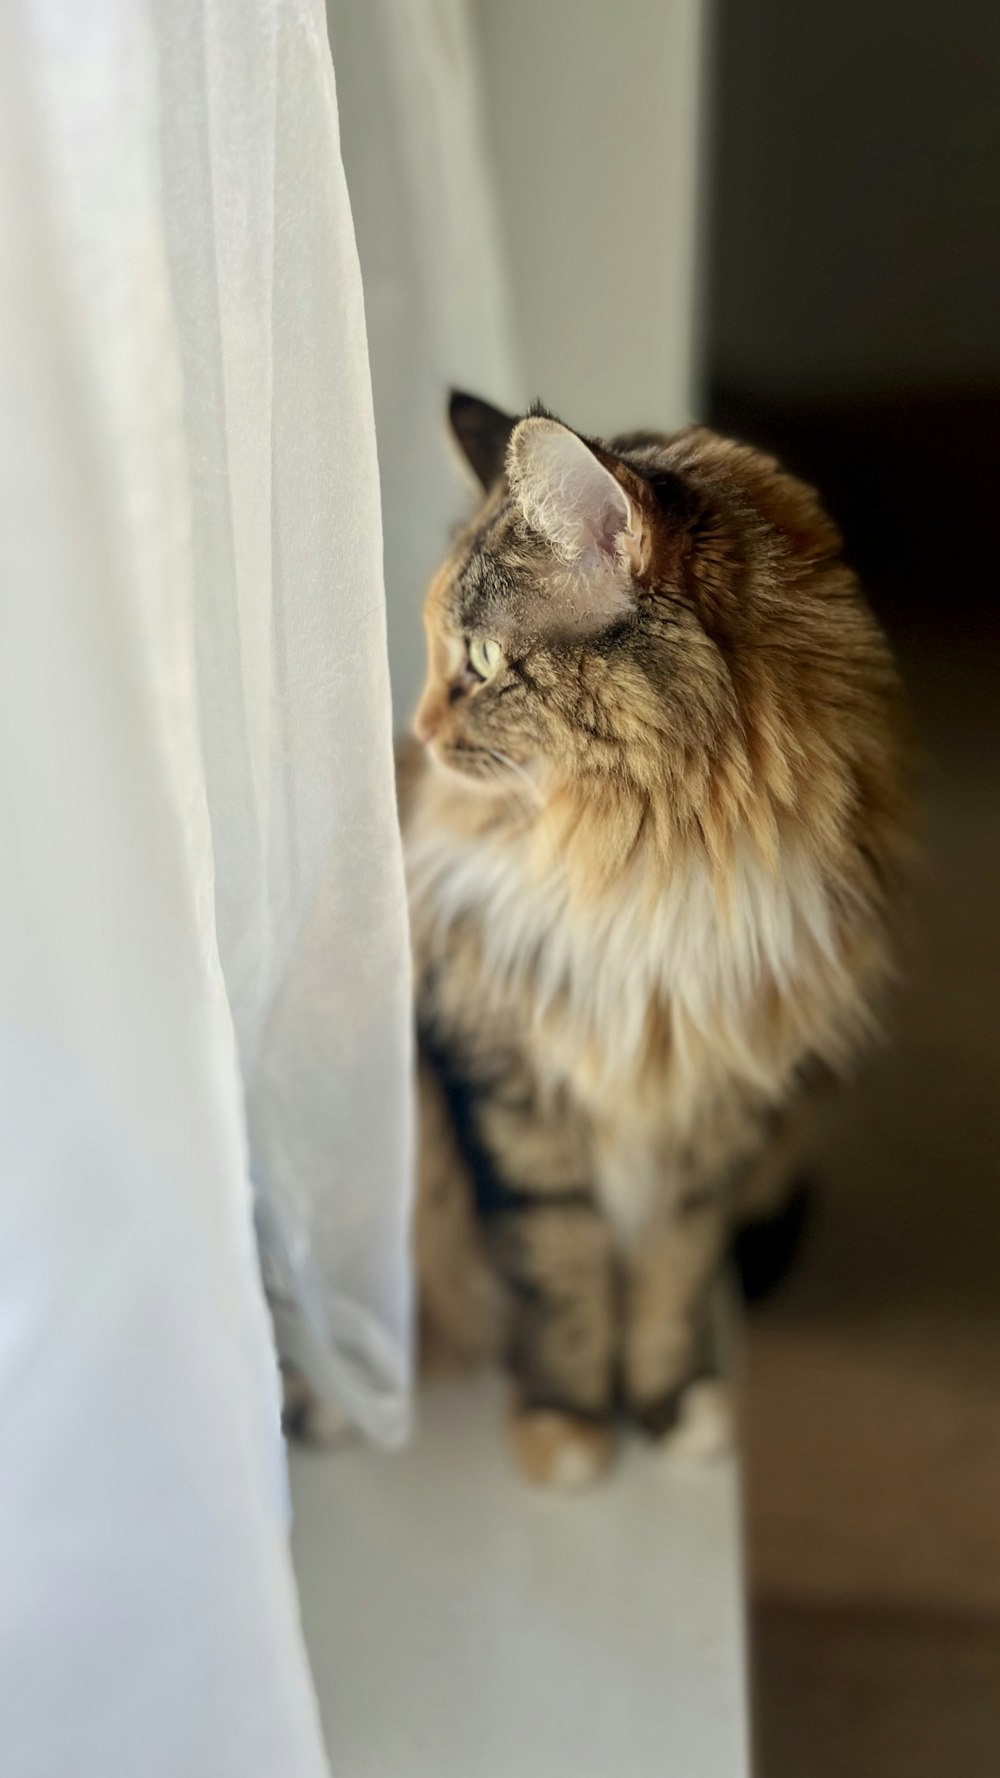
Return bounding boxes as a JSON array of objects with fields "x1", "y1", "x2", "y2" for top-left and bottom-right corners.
[{"x1": 431, "y1": 743, "x2": 534, "y2": 798}]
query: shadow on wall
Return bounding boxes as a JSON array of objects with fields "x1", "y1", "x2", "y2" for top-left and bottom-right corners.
[
  {"x1": 707, "y1": 0, "x2": 1000, "y2": 644},
  {"x1": 705, "y1": 3, "x2": 1000, "y2": 1771}
]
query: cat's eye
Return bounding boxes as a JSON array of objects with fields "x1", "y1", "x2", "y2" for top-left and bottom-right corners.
[{"x1": 467, "y1": 635, "x2": 502, "y2": 681}]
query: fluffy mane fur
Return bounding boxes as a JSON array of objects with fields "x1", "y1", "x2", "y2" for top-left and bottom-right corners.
[{"x1": 403, "y1": 395, "x2": 913, "y2": 1488}]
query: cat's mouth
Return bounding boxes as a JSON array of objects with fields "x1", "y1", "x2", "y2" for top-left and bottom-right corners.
[
  {"x1": 437, "y1": 742, "x2": 500, "y2": 782},
  {"x1": 436, "y1": 741, "x2": 538, "y2": 802}
]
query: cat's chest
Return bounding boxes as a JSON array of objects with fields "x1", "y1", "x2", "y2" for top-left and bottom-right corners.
[
  {"x1": 407, "y1": 819, "x2": 835, "y2": 1107},
  {"x1": 409, "y1": 826, "x2": 657, "y2": 1045}
]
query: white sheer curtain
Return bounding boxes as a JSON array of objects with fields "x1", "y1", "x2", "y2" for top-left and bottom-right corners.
[{"x1": 0, "y1": 0, "x2": 412, "y2": 1770}]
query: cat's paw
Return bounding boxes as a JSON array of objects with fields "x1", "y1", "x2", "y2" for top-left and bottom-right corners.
[
  {"x1": 508, "y1": 1408, "x2": 613, "y2": 1491},
  {"x1": 656, "y1": 1379, "x2": 733, "y2": 1466},
  {"x1": 280, "y1": 1364, "x2": 355, "y2": 1450}
]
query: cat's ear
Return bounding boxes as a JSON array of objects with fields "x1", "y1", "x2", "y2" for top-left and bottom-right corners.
[
  {"x1": 506, "y1": 417, "x2": 643, "y2": 572},
  {"x1": 448, "y1": 390, "x2": 518, "y2": 491}
]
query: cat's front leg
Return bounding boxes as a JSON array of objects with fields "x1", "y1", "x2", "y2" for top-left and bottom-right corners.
[
  {"x1": 489, "y1": 1197, "x2": 617, "y2": 1489},
  {"x1": 622, "y1": 1189, "x2": 732, "y2": 1462}
]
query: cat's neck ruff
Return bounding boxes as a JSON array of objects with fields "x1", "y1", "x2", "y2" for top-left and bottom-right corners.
[{"x1": 406, "y1": 777, "x2": 848, "y2": 1094}]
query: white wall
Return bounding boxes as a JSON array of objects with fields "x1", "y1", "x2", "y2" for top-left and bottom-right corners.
[{"x1": 473, "y1": 0, "x2": 707, "y2": 436}]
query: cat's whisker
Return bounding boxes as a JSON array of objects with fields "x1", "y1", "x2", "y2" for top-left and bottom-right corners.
[{"x1": 486, "y1": 748, "x2": 544, "y2": 812}]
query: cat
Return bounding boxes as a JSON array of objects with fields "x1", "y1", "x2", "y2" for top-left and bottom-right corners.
[{"x1": 400, "y1": 391, "x2": 914, "y2": 1490}]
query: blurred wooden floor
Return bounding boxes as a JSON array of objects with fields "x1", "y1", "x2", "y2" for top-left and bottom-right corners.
[{"x1": 744, "y1": 641, "x2": 1000, "y2": 1775}]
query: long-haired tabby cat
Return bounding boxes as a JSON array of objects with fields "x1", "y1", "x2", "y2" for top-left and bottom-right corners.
[{"x1": 402, "y1": 391, "x2": 912, "y2": 1489}]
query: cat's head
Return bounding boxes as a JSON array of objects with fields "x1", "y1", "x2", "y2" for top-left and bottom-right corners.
[{"x1": 415, "y1": 391, "x2": 898, "y2": 873}]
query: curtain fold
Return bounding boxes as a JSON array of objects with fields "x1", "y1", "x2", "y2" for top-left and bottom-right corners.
[{"x1": 156, "y1": 0, "x2": 414, "y2": 1447}]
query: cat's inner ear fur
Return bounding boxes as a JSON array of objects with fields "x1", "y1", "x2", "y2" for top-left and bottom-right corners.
[
  {"x1": 505, "y1": 416, "x2": 648, "y2": 631},
  {"x1": 507, "y1": 417, "x2": 645, "y2": 573},
  {"x1": 448, "y1": 390, "x2": 518, "y2": 491}
]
